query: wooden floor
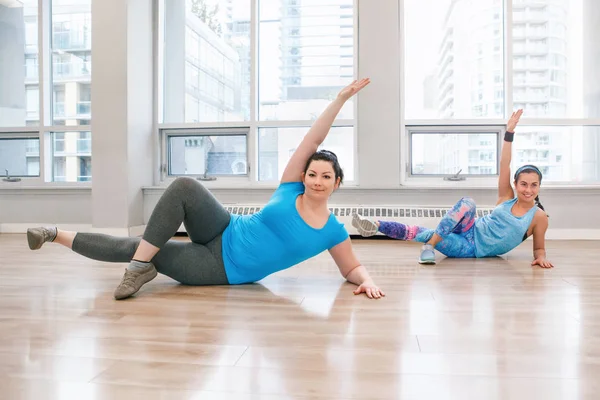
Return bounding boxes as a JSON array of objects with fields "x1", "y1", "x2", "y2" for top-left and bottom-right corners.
[{"x1": 0, "y1": 233, "x2": 599, "y2": 399}]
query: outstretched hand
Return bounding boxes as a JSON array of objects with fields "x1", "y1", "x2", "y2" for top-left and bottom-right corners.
[
  {"x1": 353, "y1": 279, "x2": 385, "y2": 299},
  {"x1": 337, "y1": 78, "x2": 371, "y2": 102},
  {"x1": 507, "y1": 109, "x2": 523, "y2": 132},
  {"x1": 532, "y1": 257, "x2": 554, "y2": 269}
]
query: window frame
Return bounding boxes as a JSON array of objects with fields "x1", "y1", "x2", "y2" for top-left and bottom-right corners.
[
  {"x1": 0, "y1": 0, "x2": 92, "y2": 188},
  {"x1": 400, "y1": 0, "x2": 600, "y2": 187},
  {"x1": 161, "y1": 127, "x2": 251, "y2": 179},
  {"x1": 406, "y1": 124, "x2": 504, "y2": 179},
  {"x1": 0, "y1": 132, "x2": 42, "y2": 179},
  {"x1": 155, "y1": 0, "x2": 359, "y2": 188}
]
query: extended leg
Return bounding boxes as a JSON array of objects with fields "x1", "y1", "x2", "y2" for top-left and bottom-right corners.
[
  {"x1": 352, "y1": 213, "x2": 431, "y2": 241},
  {"x1": 71, "y1": 232, "x2": 228, "y2": 292}
]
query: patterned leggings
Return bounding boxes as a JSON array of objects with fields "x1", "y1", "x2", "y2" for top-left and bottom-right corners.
[{"x1": 378, "y1": 197, "x2": 477, "y2": 258}]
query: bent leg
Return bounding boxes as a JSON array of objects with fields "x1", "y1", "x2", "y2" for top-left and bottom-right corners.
[
  {"x1": 144, "y1": 177, "x2": 231, "y2": 247},
  {"x1": 434, "y1": 231, "x2": 476, "y2": 258},
  {"x1": 130, "y1": 176, "x2": 231, "y2": 266},
  {"x1": 435, "y1": 197, "x2": 477, "y2": 238}
]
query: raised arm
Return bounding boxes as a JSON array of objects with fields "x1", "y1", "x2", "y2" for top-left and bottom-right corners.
[
  {"x1": 280, "y1": 78, "x2": 370, "y2": 183},
  {"x1": 497, "y1": 109, "x2": 523, "y2": 205}
]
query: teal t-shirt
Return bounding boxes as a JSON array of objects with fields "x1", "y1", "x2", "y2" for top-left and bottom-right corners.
[{"x1": 221, "y1": 182, "x2": 349, "y2": 284}]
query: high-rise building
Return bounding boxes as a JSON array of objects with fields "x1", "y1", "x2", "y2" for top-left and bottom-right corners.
[{"x1": 420, "y1": 0, "x2": 580, "y2": 181}]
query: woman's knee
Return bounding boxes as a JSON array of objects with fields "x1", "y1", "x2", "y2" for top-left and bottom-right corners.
[
  {"x1": 458, "y1": 196, "x2": 476, "y2": 210},
  {"x1": 172, "y1": 176, "x2": 199, "y2": 190},
  {"x1": 168, "y1": 177, "x2": 209, "y2": 198}
]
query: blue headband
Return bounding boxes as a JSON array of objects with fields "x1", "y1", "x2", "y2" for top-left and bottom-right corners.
[{"x1": 514, "y1": 165, "x2": 542, "y2": 182}]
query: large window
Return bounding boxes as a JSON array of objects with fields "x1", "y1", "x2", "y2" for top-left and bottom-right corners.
[
  {"x1": 0, "y1": 0, "x2": 38, "y2": 128},
  {"x1": 408, "y1": 128, "x2": 500, "y2": 177},
  {"x1": 404, "y1": 0, "x2": 505, "y2": 119},
  {"x1": 164, "y1": 130, "x2": 249, "y2": 177},
  {"x1": 159, "y1": 0, "x2": 356, "y2": 183},
  {"x1": 0, "y1": 0, "x2": 92, "y2": 184},
  {"x1": 404, "y1": 0, "x2": 600, "y2": 183}
]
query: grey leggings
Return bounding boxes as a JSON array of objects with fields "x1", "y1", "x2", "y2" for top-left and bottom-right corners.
[{"x1": 72, "y1": 177, "x2": 231, "y2": 285}]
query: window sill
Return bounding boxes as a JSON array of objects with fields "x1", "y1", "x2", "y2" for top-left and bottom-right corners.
[
  {"x1": 143, "y1": 181, "x2": 600, "y2": 192},
  {"x1": 400, "y1": 178, "x2": 600, "y2": 190},
  {"x1": 0, "y1": 184, "x2": 92, "y2": 192}
]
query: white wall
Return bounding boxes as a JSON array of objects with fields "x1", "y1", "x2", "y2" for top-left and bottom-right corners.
[{"x1": 1, "y1": 0, "x2": 600, "y2": 239}]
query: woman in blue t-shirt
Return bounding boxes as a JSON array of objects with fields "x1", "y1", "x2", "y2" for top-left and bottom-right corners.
[
  {"x1": 27, "y1": 78, "x2": 386, "y2": 300},
  {"x1": 353, "y1": 109, "x2": 554, "y2": 268}
]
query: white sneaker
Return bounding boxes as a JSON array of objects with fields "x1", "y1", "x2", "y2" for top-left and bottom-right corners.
[
  {"x1": 418, "y1": 244, "x2": 436, "y2": 264},
  {"x1": 352, "y1": 214, "x2": 379, "y2": 237}
]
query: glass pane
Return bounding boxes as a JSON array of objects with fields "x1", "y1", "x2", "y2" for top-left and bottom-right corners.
[
  {"x1": 161, "y1": 0, "x2": 251, "y2": 123},
  {"x1": 258, "y1": 126, "x2": 354, "y2": 181},
  {"x1": 512, "y1": 0, "x2": 600, "y2": 118},
  {"x1": 411, "y1": 132, "x2": 498, "y2": 175},
  {"x1": 51, "y1": 0, "x2": 92, "y2": 126},
  {"x1": 52, "y1": 131, "x2": 92, "y2": 182},
  {"x1": 0, "y1": 138, "x2": 40, "y2": 177},
  {"x1": 0, "y1": 0, "x2": 39, "y2": 127},
  {"x1": 169, "y1": 135, "x2": 248, "y2": 176},
  {"x1": 511, "y1": 126, "x2": 600, "y2": 182},
  {"x1": 404, "y1": 0, "x2": 505, "y2": 119},
  {"x1": 258, "y1": 0, "x2": 355, "y2": 121}
]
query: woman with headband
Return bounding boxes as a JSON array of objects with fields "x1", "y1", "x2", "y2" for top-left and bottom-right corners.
[{"x1": 353, "y1": 109, "x2": 553, "y2": 268}]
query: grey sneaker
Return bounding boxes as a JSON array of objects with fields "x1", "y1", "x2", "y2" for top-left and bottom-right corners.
[
  {"x1": 27, "y1": 227, "x2": 58, "y2": 250},
  {"x1": 113, "y1": 262, "x2": 158, "y2": 300},
  {"x1": 418, "y1": 244, "x2": 436, "y2": 264},
  {"x1": 352, "y1": 213, "x2": 379, "y2": 237}
]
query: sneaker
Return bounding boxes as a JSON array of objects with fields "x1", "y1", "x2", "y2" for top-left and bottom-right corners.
[
  {"x1": 352, "y1": 213, "x2": 379, "y2": 237},
  {"x1": 113, "y1": 262, "x2": 158, "y2": 300},
  {"x1": 418, "y1": 244, "x2": 436, "y2": 264},
  {"x1": 27, "y1": 227, "x2": 57, "y2": 250}
]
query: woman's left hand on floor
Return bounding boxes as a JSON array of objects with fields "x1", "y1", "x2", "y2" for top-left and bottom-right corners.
[
  {"x1": 353, "y1": 280, "x2": 386, "y2": 299},
  {"x1": 532, "y1": 257, "x2": 554, "y2": 268}
]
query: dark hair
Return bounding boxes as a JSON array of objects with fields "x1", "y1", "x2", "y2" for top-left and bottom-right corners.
[
  {"x1": 303, "y1": 149, "x2": 344, "y2": 184},
  {"x1": 514, "y1": 164, "x2": 546, "y2": 212}
]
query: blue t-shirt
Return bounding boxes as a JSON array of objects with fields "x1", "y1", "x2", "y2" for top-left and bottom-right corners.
[{"x1": 221, "y1": 182, "x2": 349, "y2": 284}]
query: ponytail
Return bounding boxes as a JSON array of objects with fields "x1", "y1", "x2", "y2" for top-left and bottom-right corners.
[{"x1": 535, "y1": 195, "x2": 548, "y2": 216}]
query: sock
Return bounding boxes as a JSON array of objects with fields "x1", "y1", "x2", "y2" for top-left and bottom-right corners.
[
  {"x1": 47, "y1": 227, "x2": 58, "y2": 242},
  {"x1": 127, "y1": 259, "x2": 151, "y2": 272}
]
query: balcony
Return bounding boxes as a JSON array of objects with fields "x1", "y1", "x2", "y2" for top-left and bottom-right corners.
[
  {"x1": 25, "y1": 142, "x2": 40, "y2": 157},
  {"x1": 53, "y1": 31, "x2": 91, "y2": 51},
  {"x1": 53, "y1": 101, "x2": 91, "y2": 119},
  {"x1": 77, "y1": 138, "x2": 91, "y2": 153},
  {"x1": 77, "y1": 101, "x2": 91, "y2": 115},
  {"x1": 53, "y1": 61, "x2": 91, "y2": 80}
]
